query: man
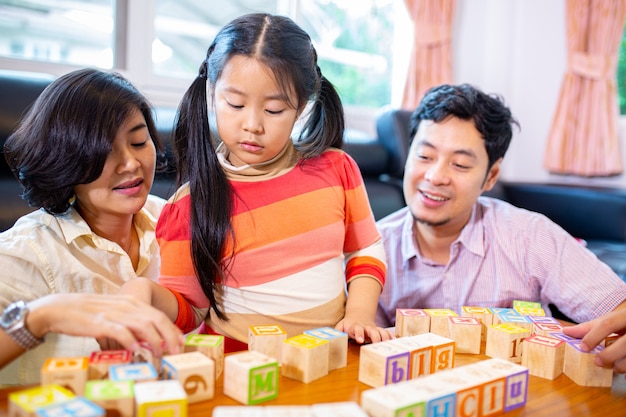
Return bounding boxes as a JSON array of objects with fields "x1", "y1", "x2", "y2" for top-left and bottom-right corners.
[{"x1": 375, "y1": 83, "x2": 626, "y2": 329}]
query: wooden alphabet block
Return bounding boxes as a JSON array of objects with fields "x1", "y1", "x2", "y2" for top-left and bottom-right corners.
[
  {"x1": 485, "y1": 323, "x2": 530, "y2": 363},
  {"x1": 461, "y1": 306, "x2": 493, "y2": 341},
  {"x1": 108, "y1": 362, "x2": 158, "y2": 383},
  {"x1": 515, "y1": 305, "x2": 546, "y2": 317},
  {"x1": 472, "y1": 358, "x2": 529, "y2": 412},
  {"x1": 88, "y1": 350, "x2": 132, "y2": 380},
  {"x1": 162, "y1": 351, "x2": 215, "y2": 403},
  {"x1": 564, "y1": 340, "x2": 613, "y2": 387},
  {"x1": 248, "y1": 325, "x2": 287, "y2": 363},
  {"x1": 548, "y1": 331, "x2": 579, "y2": 343},
  {"x1": 41, "y1": 357, "x2": 89, "y2": 396},
  {"x1": 521, "y1": 334, "x2": 565, "y2": 380},
  {"x1": 527, "y1": 315, "x2": 560, "y2": 325},
  {"x1": 361, "y1": 377, "x2": 455, "y2": 417},
  {"x1": 8, "y1": 385, "x2": 75, "y2": 417},
  {"x1": 395, "y1": 308, "x2": 430, "y2": 337},
  {"x1": 532, "y1": 321, "x2": 564, "y2": 337},
  {"x1": 513, "y1": 300, "x2": 541, "y2": 311},
  {"x1": 282, "y1": 334, "x2": 330, "y2": 383},
  {"x1": 304, "y1": 327, "x2": 348, "y2": 370},
  {"x1": 497, "y1": 314, "x2": 533, "y2": 331},
  {"x1": 487, "y1": 308, "x2": 521, "y2": 327},
  {"x1": 84, "y1": 380, "x2": 134, "y2": 417},
  {"x1": 360, "y1": 357, "x2": 528, "y2": 417},
  {"x1": 489, "y1": 307, "x2": 518, "y2": 316},
  {"x1": 133, "y1": 380, "x2": 187, "y2": 417},
  {"x1": 424, "y1": 308, "x2": 458, "y2": 338},
  {"x1": 223, "y1": 350, "x2": 279, "y2": 405},
  {"x1": 359, "y1": 340, "x2": 411, "y2": 387},
  {"x1": 35, "y1": 397, "x2": 105, "y2": 417},
  {"x1": 387, "y1": 336, "x2": 434, "y2": 379},
  {"x1": 413, "y1": 333, "x2": 455, "y2": 373},
  {"x1": 184, "y1": 333, "x2": 225, "y2": 377},
  {"x1": 448, "y1": 316, "x2": 481, "y2": 354}
]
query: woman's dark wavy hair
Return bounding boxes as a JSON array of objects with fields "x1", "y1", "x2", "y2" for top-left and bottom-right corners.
[
  {"x1": 4, "y1": 68, "x2": 164, "y2": 214},
  {"x1": 409, "y1": 83, "x2": 520, "y2": 171},
  {"x1": 172, "y1": 13, "x2": 345, "y2": 320}
]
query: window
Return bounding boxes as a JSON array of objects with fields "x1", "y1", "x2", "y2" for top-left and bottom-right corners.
[
  {"x1": 151, "y1": 0, "x2": 405, "y2": 108},
  {"x1": 0, "y1": 0, "x2": 407, "y2": 112},
  {"x1": 0, "y1": 0, "x2": 114, "y2": 68}
]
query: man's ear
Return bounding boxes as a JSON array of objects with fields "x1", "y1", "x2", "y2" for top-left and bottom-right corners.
[{"x1": 482, "y1": 158, "x2": 502, "y2": 191}]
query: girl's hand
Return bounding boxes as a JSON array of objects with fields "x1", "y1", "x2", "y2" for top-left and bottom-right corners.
[{"x1": 335, "y1": 316, "x2": 393, "y2": 344}]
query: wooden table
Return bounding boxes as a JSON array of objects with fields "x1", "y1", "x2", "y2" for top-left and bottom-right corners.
[{"x1": 1, "y1": 340, "x2": 625, "y2": 416}]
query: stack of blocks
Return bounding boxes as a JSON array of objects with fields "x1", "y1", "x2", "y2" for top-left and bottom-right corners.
[
  {"x1": 360, "y1": 358, "x2": 528, "y2": 417},
  {"x1": 358, "y1": 332, "x2": 455, "y2": 387},
  {"x1": 222, "y1": 325, "x2": 349, "y2": 405},
  {"x1": 395, "y1": 301, "x2": 616, "y2": 388},
  {"x1": 9, "y1": 334, "x2": 224, "y2": 417}
]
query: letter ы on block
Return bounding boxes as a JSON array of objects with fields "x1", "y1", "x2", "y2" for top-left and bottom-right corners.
[
  {"x1": 162, "y1": 351, "x2": 215, "y2": 404},
  {"x1": 358, "y1": 340, "x2": 411, "y2": 387},
  {"x1": 224, "y1": 350, "x2": 279, "y2": 405}
]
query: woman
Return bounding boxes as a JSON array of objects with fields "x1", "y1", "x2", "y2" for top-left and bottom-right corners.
[{"x1": 0, "y1": 68, "x2": 174, "y2": 385}]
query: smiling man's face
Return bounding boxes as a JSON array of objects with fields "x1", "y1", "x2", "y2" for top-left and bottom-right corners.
[{"x1": 403, "y1": 116, "x2": 500, "y2": 234}]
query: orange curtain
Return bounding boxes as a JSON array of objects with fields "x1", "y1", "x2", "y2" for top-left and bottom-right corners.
[
  {"x1": 401, "y1": 0, "x2": 455, "y2": 110},
  {"x1": 544, "y1": 0, "x2": 626, "y2": 177}
]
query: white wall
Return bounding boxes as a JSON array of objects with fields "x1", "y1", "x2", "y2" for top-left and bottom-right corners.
[{"x1": 453, "y1": 0, "x2": 626, "y2": 188}]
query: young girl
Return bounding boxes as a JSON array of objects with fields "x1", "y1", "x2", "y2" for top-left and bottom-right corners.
[{"x1": 127, "y1": 13, "x2": 392, "y2": 351}]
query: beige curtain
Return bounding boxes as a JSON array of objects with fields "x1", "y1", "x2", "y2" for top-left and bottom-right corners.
[
  {"x1": 544, "y1": 0, "x2": 626, "y2": 177},
  {"x1": 401, "y1": 0, "x2": 456, "y2": 110}
]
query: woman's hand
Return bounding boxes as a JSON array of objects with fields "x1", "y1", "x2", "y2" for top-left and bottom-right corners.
[{"x1": 27, "y1": 293, "x2": 185, "y2": 357}]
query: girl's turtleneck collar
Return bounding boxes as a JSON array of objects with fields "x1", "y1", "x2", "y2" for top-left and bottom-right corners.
[{"x1": 216, "y1": 141, "x2": 300, "y2": 181}]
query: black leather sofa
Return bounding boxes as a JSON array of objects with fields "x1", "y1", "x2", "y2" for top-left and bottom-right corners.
[{"x1": 0, "y1": 70, "x2": 405, "y2": 232}]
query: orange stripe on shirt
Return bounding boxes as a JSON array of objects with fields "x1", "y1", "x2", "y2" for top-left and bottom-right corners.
[{"x1": 229, "y1": 187, "x2": 344, "y2": 253}]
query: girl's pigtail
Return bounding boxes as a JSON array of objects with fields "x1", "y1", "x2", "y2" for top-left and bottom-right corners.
[
  {"x1": 297, "y1": 72, "x2": 345, "y2": 159},
  {"x1": 172, "y1": 60, "x2": 231, "y2": 321}
]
